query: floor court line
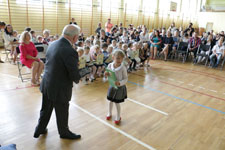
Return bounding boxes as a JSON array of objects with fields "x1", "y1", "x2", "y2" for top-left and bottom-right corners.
[
  {"x1": 0, "y1": 85, "x2": 33, "y2": 93},
  {"x1": 128, "y1": 81, "x2": 225, "y2": 115},
  {"x1": 151, "y1": 63, "x2": 225, "y2": 82},
  {"x1": 132, "y1": 72, "x2": 225, "y2": 102},
  {"x1": 0, "y1": 73, "x2": 19, "y2": 79},
  {"x1": 127, "y1": 98, "x2": 168, "y2": 116},
  {"x1": 70, "y1": 102, "x2": 156, "y2": 150}
]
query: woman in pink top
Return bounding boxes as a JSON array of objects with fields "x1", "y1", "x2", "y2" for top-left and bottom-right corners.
[
  {"x1": 19, "y1": 31, "x2": 44, "y2": 86},
  {"x1": 105, "y1": 18, "x2": 113, "y2": 36}
]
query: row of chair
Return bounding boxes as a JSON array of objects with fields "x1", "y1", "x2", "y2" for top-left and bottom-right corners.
[{"x1": 159, "y1": 42, "x2": 225, "y2": 70}]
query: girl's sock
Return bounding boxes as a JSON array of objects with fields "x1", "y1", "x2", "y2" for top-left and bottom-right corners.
[
  {"x1": 115, "y1": 103, "x2": 121, "y2": 120},
  {"x1": 107, "y1": 101, "x2": 113, "y2": 117}
]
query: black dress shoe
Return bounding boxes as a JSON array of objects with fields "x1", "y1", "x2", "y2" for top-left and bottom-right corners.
[
  {"x1": 33, "y1": 128, "x2": 48, "y2": 138},
  {"x1": 60, "y1": 132, "x2": 81, "y2": 140},
  {"x1": 0, "y1": 60, "x2": 4, "y2": 63}
]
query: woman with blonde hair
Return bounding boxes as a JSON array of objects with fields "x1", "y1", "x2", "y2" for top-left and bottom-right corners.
[{"x1": 19, "y1": 31, "x2": 44, "y2": 86}]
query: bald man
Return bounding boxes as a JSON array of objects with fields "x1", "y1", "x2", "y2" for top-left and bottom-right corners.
[{"x1": 34, "y1": 25, "x2": 81, "y2": 139}]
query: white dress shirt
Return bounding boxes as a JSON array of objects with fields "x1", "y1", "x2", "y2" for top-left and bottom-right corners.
[{"x1": 107, "y1": 62, "x2": 128, "y2": 87}]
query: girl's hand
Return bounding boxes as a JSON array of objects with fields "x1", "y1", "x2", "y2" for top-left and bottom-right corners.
[
  {"x1": 104, "y1": 72, "x2": 110, "y2": 77},
  {"x1": 115, "y1": 81, "x2": 120, "y2": 86}
]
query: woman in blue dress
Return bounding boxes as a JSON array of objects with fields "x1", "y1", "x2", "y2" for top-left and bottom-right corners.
[{"x1": 150, "y1": 30, "x2": 161, "y2": 59}]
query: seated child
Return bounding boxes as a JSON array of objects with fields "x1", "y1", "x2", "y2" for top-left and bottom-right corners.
[
  {"x1": 11, "y1": 31, "x2": 19, "y2": 64},
  {"x1": 104, "y1": 45, "x2": 113, "y2": 67},
  {"x1": 77, "y1": 47, "x2": 90, "y2": 85},
  {"x1": 117, "y1": 41, "x2": 123, "y2": 50},
  {"x1": 139, "y1": 43, "x2": 150, "y2": 67},
  {"x1": 127, "y1": 42, "x2": 137, "y2": 71},
  {"x1": 122, "y1": 44, "x2": 131, "y2": 70},
  {"x1": 91, "y1": 45, "x2": 105, "y2": 77},
  {"x1": 37, "y1": 36, "x2": 43, "y2": 43},
  {"x1": 83, "y1": 46, "x2": 96, "y2": 81},
  {"x1": 111, "y1": 40, "x2": 118, "y2": 51}
]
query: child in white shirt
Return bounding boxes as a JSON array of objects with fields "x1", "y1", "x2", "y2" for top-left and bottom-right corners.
[{"x1": 104, "y1": 50, "x2": 128, "y2": 125}]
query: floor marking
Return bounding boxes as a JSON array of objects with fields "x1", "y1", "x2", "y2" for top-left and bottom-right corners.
[
  {"x1": 168, "y1": 78, "x2": 175, "y2": 81},
  {"x1": 168, "y1": 133, "x2": 185, "y2": 150},
  {"x1": 0, "y1": 73, "x2": 18, "y2": 79},
  {"x1": 128, "y1": 81, "x2": 225, "y2": 115},
  {"x1": 198, "y1": 86, "x2": 206, "y2": 89},
  {"x1": 132, "y1": 73, "x2": 225, "y2": 102},
  {"x1": 159, "y1": 76, "x2": 165, "y2": 78},
  {"x1": 127, "y1": 98, "x2": 168, "y2": 116},
  {"x1": 70, "y1": 102, "x2": 156, "y2": 150},
  {"x1": 188, "y1": 84, "x2": 194, "y2": 86},
  {"x1": 177, "y1": 81, "x2": 184, "y2": 84},
  {"x1": 0, "y1": 85, "x2": 33, "y2": 93},
  {"x1": 210, "y1": 90, "x2": 218, "y2": 93}
]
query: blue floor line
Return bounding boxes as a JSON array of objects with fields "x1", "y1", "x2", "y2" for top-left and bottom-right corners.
[{"x1": 128, "y1": 81, "x2": 225, "y2": 115}]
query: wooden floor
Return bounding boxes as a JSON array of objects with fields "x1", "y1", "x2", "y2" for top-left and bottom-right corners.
[{"x1": 0, "y1": 52, "x2": 225, "y2": 150}]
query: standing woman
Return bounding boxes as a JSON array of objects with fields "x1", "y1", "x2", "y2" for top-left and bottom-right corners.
[
  {"x1": 150, "y1": 30, "x2": 161, "y2": 59},
  {"x1": 19, "y1": 31, "x2": 44, "y2": 86}
]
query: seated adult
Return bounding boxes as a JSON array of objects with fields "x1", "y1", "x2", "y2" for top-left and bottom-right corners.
[
  {"x1": 140, "y1": 27, "x2": 149, "y2": 43},
  {"x1": 188, "y1": 32, "x2": 201, "y2": 58},
  {"x1": 161, "y1": 31, "x2": 174, "y2": 61},
  {"x1": 184, "y1": 23, "x2": 194, "y2": 37},
  {"x1": 3, "y1": 24, "x2": 19, "y2": 64},
  {"x1": 197, "y1": 34, "x2": 214, "y2": 63},
  {"x1": 171, "y1": 30, "x2": 181, "y2": 54},
  {"x1": 209, "y1": 39, "x2": 225, "y2": 68},
  {"x1": 19, "y1": 31, "x2": 44, "y2": 86},
  {"x1": 0, "y1": 21, "x2": 6, "y2": 63},
  {"x1": 168, "y1": 22, "x2": 177, "y2": 36},
  {"x1": 150, "y1": 30, "x2": 161, "y2": 59}
]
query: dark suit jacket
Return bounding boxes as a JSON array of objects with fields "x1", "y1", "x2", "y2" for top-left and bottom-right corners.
[{"x1": 40, "y1": 37, "x2": 80, "y2": 103}]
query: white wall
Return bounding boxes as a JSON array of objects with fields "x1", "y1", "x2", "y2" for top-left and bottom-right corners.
[{"x1": 198, "y1": 12, "x2": 225, "y2": 32}]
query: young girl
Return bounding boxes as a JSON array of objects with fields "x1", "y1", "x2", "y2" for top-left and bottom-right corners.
[
  {"x1": 122, "y1": 44, "x2": 131, "y2": 70},
  {"x1": 77, "y1": 47, "x2": 90, "y2": 85},
  {"x1": 111, "y1": 40, "x2": 117, "y2": 51},
  {"x1": 104, "y1": 50, "x2": 128, "y2": 125},
  {"x1": 127, "y1": 42, "x2": 136, "y2": 71},
  {"x1": 140, "y1": 43, "x2": 150, "y2": 67},
  {"x1": 11, "y1": 31, "x2": 19, "y2": 64},
  {"x1": 91, "y1": 45, "x2": 104, "y2": 77},
  {"x1": 104, "y1": 45, "x2": 113, "y2": 67},
  {"x1": 83, "y1": 46, "x2": 96, "y2": 81}
]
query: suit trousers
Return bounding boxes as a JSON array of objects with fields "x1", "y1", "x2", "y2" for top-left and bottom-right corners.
[{"x1": 35, "y1": 93, "x2": 70, "y2": 136}]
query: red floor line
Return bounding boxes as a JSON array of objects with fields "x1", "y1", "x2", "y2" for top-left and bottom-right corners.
[
  {"x1": 151, "y1": 67, "x2": 225, "y2": 82},
  {"x1": 152, "y1": 62, "x2": 225, "y2": 79},
  {"x1": 0, "y1": 85, "x2": 34, "y2": 93},
  {"x1": 132, "y1": 72, "x2": 225, "y2": 102}
]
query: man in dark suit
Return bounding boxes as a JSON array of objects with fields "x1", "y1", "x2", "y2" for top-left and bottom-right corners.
[{"x1": 34, "y1": 24, "x2": 81, "y2": 140}]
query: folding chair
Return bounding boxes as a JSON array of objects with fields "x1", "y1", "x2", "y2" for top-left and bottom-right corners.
[
  {"x1": 17, "y1": 61, "x2": 31, "y2": 82},
  {"x1": 193, "y1": 44, "x2": 211, "y2": 66},
  {"x1": 175, "y1": 42, "x2": 188, "y2": 63},
  {"x1": 220, "y1": 57, "x2": 225, "y2": 70},
  {"x1": 2, "y1": 40, "x2": 11, "y2": 62},
  {"x1": 35, "y1": 44, "x2": 47, "y2": 63}
]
